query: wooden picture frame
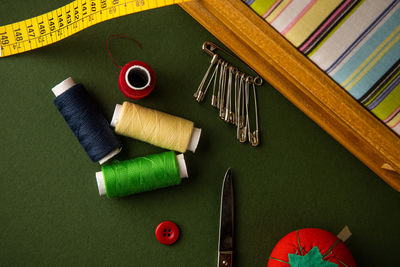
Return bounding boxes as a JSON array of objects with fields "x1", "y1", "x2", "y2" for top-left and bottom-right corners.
[{"x1": 180, "y1": 0, "x2": 400, "y2": 191}]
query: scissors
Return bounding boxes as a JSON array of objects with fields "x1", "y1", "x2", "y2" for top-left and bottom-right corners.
[{"x1": 218, "y1": 168, "x2": 234, "y2": 267}]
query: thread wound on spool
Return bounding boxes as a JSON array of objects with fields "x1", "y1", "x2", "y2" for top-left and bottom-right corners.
[
  {"x1": 114, "y1": 102, "x2": 195, "y2": 153},
  {"x1": 119, "y1": 61, "x2": 155, "y2": 100},
  {"x1": 53, "y1": 83, "x2": 121, "y2": 162},
  {"x1": 101, "y1": 151, "x2": 181, "y2": 198}
]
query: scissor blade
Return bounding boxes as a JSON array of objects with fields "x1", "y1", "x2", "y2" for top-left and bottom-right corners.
[{"x1": 218, "y1": 168, "x2": 234, "y2": 252}]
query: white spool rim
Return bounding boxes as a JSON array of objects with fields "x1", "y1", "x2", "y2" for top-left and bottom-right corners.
[
  {"x1": 125, "y1": 65, "x2": 151, "y2": 90},
  {"x1": 96, "y1": 171, "x2": 107, "y2": 196},
  {"x1": 98, "y1": 147, "x2": 121, "y2": 165},
  {"x1": 176, "y1": 154, "x2": 188, "y2": 178},
  {"x1": 51, "y1": 77, "x2": 76, "y2": 97},
  {"x1": 110, "y1": 104, "x2": 123, "y2": 128},
  {"x1": 187, "y1": 128, "x2": 202, "y2": 153}
]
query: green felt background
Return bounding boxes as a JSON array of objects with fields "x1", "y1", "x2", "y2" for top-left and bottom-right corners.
[{"x1": 1, "y1": 1, "x2": 399, "y2": 266}]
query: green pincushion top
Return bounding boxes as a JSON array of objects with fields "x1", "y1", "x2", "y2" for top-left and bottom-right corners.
[{"x1": 289, "y1": 247, "x2": 338, "y2": 267}]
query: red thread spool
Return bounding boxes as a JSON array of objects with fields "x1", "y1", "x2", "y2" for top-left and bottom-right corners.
[{"x1": 118, "y1": 61, "x2": 155, "y2": 100}]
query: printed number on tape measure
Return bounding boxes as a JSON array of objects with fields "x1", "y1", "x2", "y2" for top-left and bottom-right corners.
[{"x1": 0, "y1": 0, "x2": 190, "y2": 58}]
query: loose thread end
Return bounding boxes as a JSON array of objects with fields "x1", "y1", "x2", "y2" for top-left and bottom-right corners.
[{"x1": 106, "y1": 34, "x2": 143, "y2": 69}]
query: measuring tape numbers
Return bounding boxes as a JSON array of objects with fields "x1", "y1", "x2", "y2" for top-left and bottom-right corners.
[{"x1": 0, "y1": 0, "x2": 190, "y2": 58}]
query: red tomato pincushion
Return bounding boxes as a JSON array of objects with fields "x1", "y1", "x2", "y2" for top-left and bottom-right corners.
[{"x1": 268, "y1": 228, "x2": 356, "y2": 267}]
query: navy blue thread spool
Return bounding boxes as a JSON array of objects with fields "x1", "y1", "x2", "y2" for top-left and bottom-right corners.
[{"x1": 52, "y1": 77, "x2": 121, "y2": 164}]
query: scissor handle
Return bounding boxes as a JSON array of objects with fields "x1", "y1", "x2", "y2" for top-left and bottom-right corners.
[{"x1": 218, "y1": 251, "x2": 233, "y2": 267}]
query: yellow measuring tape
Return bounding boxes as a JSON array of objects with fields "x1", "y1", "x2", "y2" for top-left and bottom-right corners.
[{"x1": 0, "y1": 0, "x2": 190, "y2": 58}]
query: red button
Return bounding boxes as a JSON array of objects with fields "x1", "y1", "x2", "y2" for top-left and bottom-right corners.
[{"x1": 155, "y1": 221, "x2": 180, "y2": 245}]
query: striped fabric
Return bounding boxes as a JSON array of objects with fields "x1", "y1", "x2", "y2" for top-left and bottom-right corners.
[{"x1": 245, "y1": 0, "x2": 400, "y2": 136}]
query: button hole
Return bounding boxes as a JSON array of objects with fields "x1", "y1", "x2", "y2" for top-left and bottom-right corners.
[
  {"x1": 168, "y1": 233, "x2": 171, "y2": 237},
  {"x1": 168, "y1": 229, "x2": 171, "y2": 232},
  {"x1": 163, "y1": 233, "x2": 166, "y2": 236}
]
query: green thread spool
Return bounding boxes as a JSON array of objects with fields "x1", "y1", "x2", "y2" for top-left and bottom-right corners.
[{"x1": 95, "y1": 151, "x2": 188, "y2": 198}]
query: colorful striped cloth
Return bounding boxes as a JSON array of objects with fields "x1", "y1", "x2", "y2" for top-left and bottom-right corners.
[{"x1": 245, "y1": 0, "x2": 400, "y2": 136}]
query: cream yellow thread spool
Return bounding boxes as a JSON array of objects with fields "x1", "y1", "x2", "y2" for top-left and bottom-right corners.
[{"x1": 111, "y1": 102, "x2": 201, "y2": 153}]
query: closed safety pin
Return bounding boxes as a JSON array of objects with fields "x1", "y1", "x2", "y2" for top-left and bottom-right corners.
[
  {"x1": 211, "y1": 59, "x2": 222, "y2": 107},
  {"x1": 232, "y1": 71, "x2": 240, "y2": 126},
  {"x1": 224, "y1": 66, "x2": 237, "y2": 124},
  {"x1": 237, "y1": 74, "x2": 247, "y2": 142},
  {"x1": 249, "y1": 79, "x2": 260, "y2": 146},
  {"x1": 218, "y1": 62, "x2": 228, "y2": 118},
  {"x1": 244, "y1": 77, "x2": 260, "y2": 146}
]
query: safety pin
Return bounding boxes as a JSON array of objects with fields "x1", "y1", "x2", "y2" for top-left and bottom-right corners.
[
  {"x1": 224, "y1": 66, "x2": 235, "y2": 123},
  {"x1": 236, "y1": 74, "x2": 242, "y2": 139},
  {"x1": 239, "y1": 74, "x2": 246, "y2": 129},
  {"x1": 216, "y1": 61, "x2": 224, "y2": 109},
  {"x1": 244, "y1": 77, "x2": 251, "y2": 144},
  {"x1": 241, "y1": 77, "x2": 254, "y2": 143},
  {"x1": 237, "y1": 74, "x2": 247, "y2": 142},
  {"x1": 218, "y1": 62, "x2": 228, "y2": 119},
  {"x1": 200, "y1": 59, "x2": 220, "y2": 103},
  {"x1": 194, "y1": 54, "x2": 219, "y2": 102},
  {"x1": 233, "y1": 71, "x2": 240, "y2": 126},
  {"x1": 249, "y1": 82, "x2": 259, "y2": 146},
  {"x1": 224, "y1": 66, "x2": 232, "y2": 122},
  {"x1": 211, "y1": 59, "x2": 222, "y2": 107}
]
